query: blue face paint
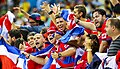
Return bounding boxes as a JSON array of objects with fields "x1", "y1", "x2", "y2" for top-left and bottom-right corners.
[{"x1": 51, "y1": 34, "x2": 55, "y2": 38}]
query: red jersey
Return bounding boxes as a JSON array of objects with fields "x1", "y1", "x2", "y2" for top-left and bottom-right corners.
[
  {"x1": 75, "y1": 52, "x2": 87, "y2": 69},
  {"x1": 97, "y1": 19, "x2": 112, "y2": 44},
  {"x1": 27, "y1": 56, "x2": 46, "y2": 69},
  {"x1": 47, "y1": 42, "x2": 75, "y2": 68}
]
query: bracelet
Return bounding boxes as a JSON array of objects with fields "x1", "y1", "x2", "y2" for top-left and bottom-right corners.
[
  {"x1": 86, "y1": 49, "x2": 92, "y2": 51},
  {"x1": 48, "y1": 11, "x2": 54, "y2": 15},
  {"x1": 58, "y1": 53, "x2": 62, "y2": 58}
]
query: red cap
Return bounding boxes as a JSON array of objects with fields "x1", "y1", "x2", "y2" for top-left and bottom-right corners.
[{"x1": 47, "y1": 27, "x2": 57, "y2": 34}]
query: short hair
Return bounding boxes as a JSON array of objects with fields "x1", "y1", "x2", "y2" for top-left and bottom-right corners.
[
  {"x1": 40, "y1": 27, "x2": 49, "y2": 34},
  {"x1": 14, "y1": 38, "x2": 24, "y2": 49},
  {"x1": 20, "y1": 29, "x2": 29, "y2": 41},
  {"x1": 55, "y1": 14, "x2": 62, "y2": 19},
  {"x1": 8, "y1": 29, "x2": 21, "y2": 39},
  {"x1": 92, "y1": 9, "x2": 106, "y2": 17},
  {"x1": 108, "y1": 18, "x2": 120, "y2": 30},
  {"x1": 27, "y1": 32, "x2": 36, "y2": 37},
  {"x1": 74, "y1": 5, "x2": 86, "y2": 18}
]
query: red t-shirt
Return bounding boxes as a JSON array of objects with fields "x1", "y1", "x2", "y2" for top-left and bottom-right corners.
[
  {"x1": 97, "y1": 19, "x2": 112, "y2": 44},
  {"x1": 27, "y1": 56, "x2": 46, "y2": 69},
  {"x1": 75, "y1": 52, "x2": 87, "y2": 69}
]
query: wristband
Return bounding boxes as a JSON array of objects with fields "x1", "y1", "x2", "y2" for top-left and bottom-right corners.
[
  {"x1": 87, "y1": 49, "x2": 92, "y2": 51},
  {"x1": 48, "y1": 11, "x2": 54, "y2": 15}
]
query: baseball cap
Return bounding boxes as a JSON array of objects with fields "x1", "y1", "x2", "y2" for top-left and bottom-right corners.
[
  {"x1": 29, "y1": 13, "x2": 44, "y2": 25},
  {"x1": 47, "y1": 27, "x2": 57, "y2": 34}
]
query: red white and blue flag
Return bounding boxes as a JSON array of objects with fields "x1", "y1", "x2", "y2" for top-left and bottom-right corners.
[
  {"x1": 0, "y1": 37, "x2": 21, "y2": 69},
  {"x1": 17, "y1": 44, "x2": 54, "y2": 69},
  {"x1": 60, "y1": 9, "x2": 76, "y2": 30},
  {"x1": 60, "y1": 26, "x2": 84, "y2": 43},
  {"x1": 89, "y1": 52, "x2": 118, "y2": 69},
  {"x1": 0, "y1": 11, "x2": 15, "y2": 39},
  {"x1": 42, "y1": 56, "x2": 60, "y2": 69}
]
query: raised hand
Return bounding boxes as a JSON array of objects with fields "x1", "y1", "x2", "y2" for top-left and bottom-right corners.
[
  {"x1": 84, "y1": 37, "x2": 92, "y2": 49},
  {"x1": 51, "y1": 3, "x2": 60, "y2": 14},
  {"x1": 51, "y1": 52, "x2": 59, "y2": 59},
  {"x1": 41, "y1": 1, "x2": 51, "y2": 12},
  {"x1": 13, "y1": 7, "x2": 21, "y2": 10}
]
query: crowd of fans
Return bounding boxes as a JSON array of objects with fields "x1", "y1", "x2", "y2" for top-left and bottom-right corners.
[{"x1": 0, "y1": 0, "x2": 120, "y2": 69}]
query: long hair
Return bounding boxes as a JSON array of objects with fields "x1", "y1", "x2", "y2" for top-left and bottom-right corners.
[{"x1": 87, "y1": 34, "x2": 99, "y2": 55}]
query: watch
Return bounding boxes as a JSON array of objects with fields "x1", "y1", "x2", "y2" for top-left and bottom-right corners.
[
  {"x1": 58, "y1": 53, "x2": 62, "y2": 58},
  {"x1": 48, "y1": 11, "x2": 54, "y2": 15},
  {"x1": 75, "y1": 19, "x2": 79, "y2": 24}
]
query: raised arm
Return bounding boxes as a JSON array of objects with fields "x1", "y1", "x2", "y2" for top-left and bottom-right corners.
[
  {"x1": 110, "y1": 0, "x2": 119, "y2": 6},
  {"x1": 13, "y1": 7, "x2": 30, "y2": 19},
  {"x1": 85, "y1": 39, "x2": 93, "y2": 64},
  {"x1": 22, "y1": 51, "x2": 48, "y2": 65},
  {"x1": 41, "y1": 2, "x2": 58, "y2": 26},
  {"x1": 76, "y1": 20, "x2": 97, "y2": 31},
  {"x1": 51, "y1": 47, "x2": 76, "y2": 59}
]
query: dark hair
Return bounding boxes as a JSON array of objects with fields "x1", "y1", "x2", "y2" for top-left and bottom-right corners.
[
  {"x1": 40, "y1": 27, "x2": 49, "y2": 34},
  {"x1": 55, "y1": 14, "x2": 62, "y2": 19},
  {"x1": 20, "y1": 29, "x2": 29, "y2": 41},
  {"x1": 113, "y1": 4, "x2": 120, "y2": 14},
  {"x1": 8, "y1": 29, "x2": 21, "y2": 39},
  {"x1": 14, "y1": 38, "x2": 24, "y2": 49},
  {"x1": 87, "y1": 34, "x2": 99, "y2": 55},
  {"x1": 74, "y1": 5, "x2": 86, "y2": 18},
  {"x1": 27, "y1": 32, "x2": 36, "y2": 37},
  {"x1": 92, "y1": 9, "x2": 106, "y2": 17},
  {"x1": 108, "y1": 18, "x2": 120, "y2": 30}
]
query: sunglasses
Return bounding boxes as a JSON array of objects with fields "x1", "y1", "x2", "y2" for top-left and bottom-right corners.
[{"x1": 29, "y1": 22, "x2": 36, "y2": 23}]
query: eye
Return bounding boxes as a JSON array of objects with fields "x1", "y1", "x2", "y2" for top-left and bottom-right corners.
[
  {"x1": 56, "y1": 22, "x2": 59, "y2": 24},
  {"x1": 37, "y1": 37, "x2": 40, "y2": 39},
  {"x1": 60, "y1": 21, "x2": 63, "y2": 23}
]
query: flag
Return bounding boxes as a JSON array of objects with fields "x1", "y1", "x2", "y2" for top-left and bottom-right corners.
[
  {"x1": 42, "y1": 56, "x2": 60, "y2": 69},
  {"x1": 17, "y1": 54, "x2": 29, "y2": 69},
  {"x1": 75, "y1": 47, "x2": 85, "y2": 65},
  {"x1": 16, "y1": 44, "x2": 54, "y2": 69},
  {"x1": 31, "y1": 44, "x2": 54, "y2": 56},
  {"x1": 0, "y1": 37, "x2": 20, "y2": 69},
  {"x1": 60, "y1": 26, "x2": 84, "y2": 43},
  {"x1": 0, "y1": 11, "x2": 15, "y2": 39},
  {"x1": 60, "y1": 9, "x2": 76, "y2": 30},
  {"x1": 88, "y1": 52, "x2": 118, "y2": 69}
]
